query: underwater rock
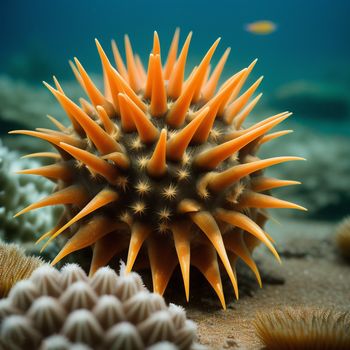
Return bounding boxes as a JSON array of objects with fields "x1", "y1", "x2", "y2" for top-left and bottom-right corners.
[
  {"x1": 260, "y1": 123, "x2": 350, "y2": 219},
  {"x1": 270, "y1": 80, "x2": 350, "y2": 120},
  {"x1": 0, "y1": 139, "x2": 60, "y2": 259},
  {"x1": 254, "y1": 307, "x2": 350, "y2": 349},
  {"x1": 0, "y1": 263, "x2": 199, "y2": 350},
  {"x1": 0, "y1": 241, "x2": 44, "y2": 297},
  {"x1": 277, "y1": 237, "x2": 331, "y2": 259},
  {"x1": 12, "y1": 30, "x2": 306, "y2": 309}
]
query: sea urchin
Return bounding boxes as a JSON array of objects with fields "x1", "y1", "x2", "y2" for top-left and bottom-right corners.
[{"x1": 11, "y1": 30, "x2": 305, "y2": 308}]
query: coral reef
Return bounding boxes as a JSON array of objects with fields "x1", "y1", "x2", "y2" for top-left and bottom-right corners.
[
  {"x1": 0, "y1": 140, "x2": 59, "y2": 259},
  {"x1": 260, "y1": 123, "x2": 350, "y2": 219},
  {"x1": 335, "y1": 216, "x2": 350, "y2": 260},
  {"x1": 254, "y1": 307, "x2": 350, "y2": 350},
  {"x1": 271, "y1": 80, "x2": 350, "y2": 120},
  {"x1": 12, "y1": 30, "x2": 305, "y2": 308},
  {"x1": 0, "y1": 75, "x2": 84, "y2": 136},
  {"x1": 4, "y1": 46, "x2": 56, "y2": 83},
  {"x1": 0, "y1": 241, "x2": 44, "y2": 297},
  {"x1": 0, "y1": 263, "x2": 199, "y2": 349}
]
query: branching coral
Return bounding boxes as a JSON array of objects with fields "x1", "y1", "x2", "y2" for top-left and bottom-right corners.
[
  {"x1": 0, "y1": 241, "x2": 44, "y2": 297},
  {"x1": 0, "y1": 263, "x2": 199, "y2": 349},
  {"x1": 0, "y1": 140, "x2": 59, "y2": 259},
  {"x1": 254, "y1": 307, "x2": 350, "y2": 350},
  {"x1": 11, "y1": 30, "x2": 305, "y2": 308},
  {"x1": 335, "y1": 216, "x2": 350, "y2": 260}
]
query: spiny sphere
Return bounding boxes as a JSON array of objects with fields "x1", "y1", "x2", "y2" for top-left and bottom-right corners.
[
  {"x1": 11, "y1": 30, "x2": 306, "y2": 308},
  {"x1": 0, "y1": 264, "x2": 198, "y2": 349}
]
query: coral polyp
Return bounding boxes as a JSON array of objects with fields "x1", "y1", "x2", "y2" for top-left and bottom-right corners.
[{"x1": 11, "y1": 30, "x2": 305, "y2": 308}]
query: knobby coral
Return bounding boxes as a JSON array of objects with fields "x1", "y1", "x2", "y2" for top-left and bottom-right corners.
[
  {"x1": 0, "y1": 140, "x2": 59, "y2": 259},
  {"x1": 254, "y1": 307, "x2": 350, "y2": 350},
  {"x1": 0, "y1": 241, "x2": 44, "y2": 297},
  {"x1": 11, "y1": 30, "x2": 305, "y2": 308},
  {"x1": 0, "y1": 263, "x2": 198, "y2": 350}
]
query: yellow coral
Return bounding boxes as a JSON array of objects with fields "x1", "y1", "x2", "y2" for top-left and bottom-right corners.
[
  {"x1": 254, "y1": 307, "x2": 350, "y2": 350},
  {"x1": 0, "y1": 241, "x2": 43, "y2": 297}
]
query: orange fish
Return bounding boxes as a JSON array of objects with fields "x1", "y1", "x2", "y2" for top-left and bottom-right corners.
[{"x1": 245, "y1": 20, "x2": 277, "y2": 35}]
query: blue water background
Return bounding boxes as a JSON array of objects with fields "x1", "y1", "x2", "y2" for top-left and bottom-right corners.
[{"x1": 1, "y1": 0, "x2": 349, "y2": 132}]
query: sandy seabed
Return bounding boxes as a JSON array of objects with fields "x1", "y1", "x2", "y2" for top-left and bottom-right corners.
[{"x1": 184, "y1": 217, "x2": 350, "y2": 349}]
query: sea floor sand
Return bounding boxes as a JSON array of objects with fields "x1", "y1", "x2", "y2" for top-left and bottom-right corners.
[{"x1": 182, "y1": 217, "x2": 350, "y2": 349}]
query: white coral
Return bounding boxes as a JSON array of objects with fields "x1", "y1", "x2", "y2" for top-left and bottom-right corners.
[
  {"x1": 0, "y1": 140, "x2": 59, "y2": 258},
  {"x1": 0, "y1": 264, "x2": 200, "y2": 349}
]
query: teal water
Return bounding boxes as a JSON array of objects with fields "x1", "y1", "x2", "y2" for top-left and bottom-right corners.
[
  {"x1": 2, "y1": 0, "x2": 350, "y2": 131},
  {"x1": 1, "y1": 0, "x2": 349, "y2": 90},
  {"x1": 0, "y1": 0, "x2": 349, "y2": 220}
]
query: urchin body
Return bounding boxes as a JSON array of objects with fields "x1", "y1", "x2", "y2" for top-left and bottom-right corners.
[{"x1": 12, "y1": 30, "x2": 305, "y2": 308}]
